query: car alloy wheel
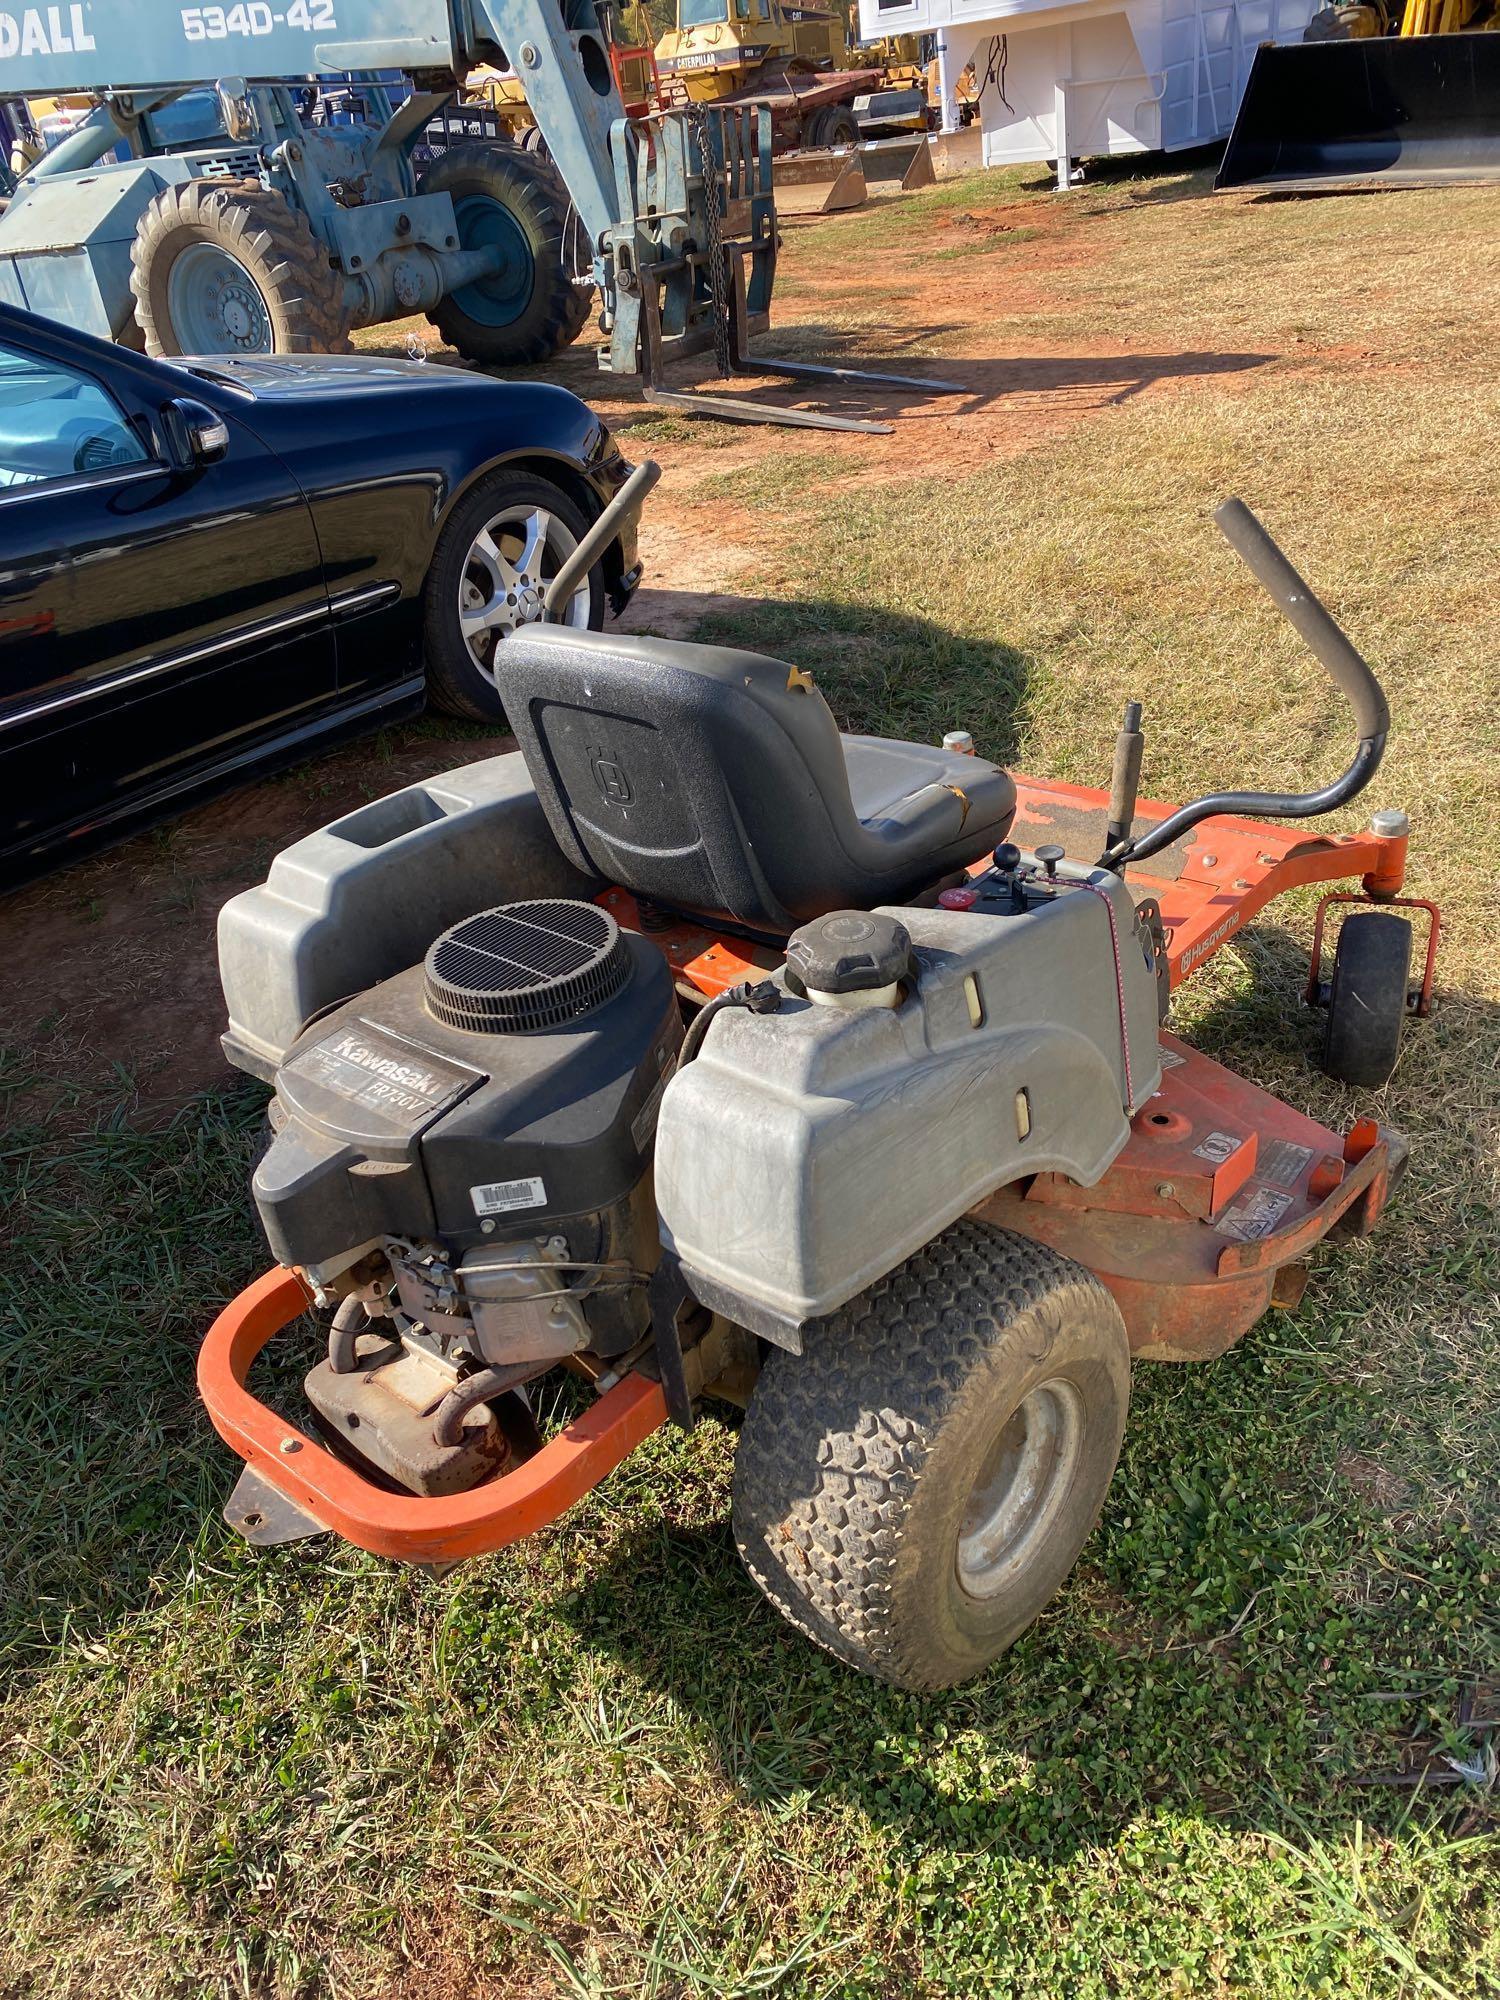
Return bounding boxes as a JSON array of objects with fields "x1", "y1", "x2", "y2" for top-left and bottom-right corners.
[{"x1": 457, "y1": 502, "x2": 590, "y2": 671}]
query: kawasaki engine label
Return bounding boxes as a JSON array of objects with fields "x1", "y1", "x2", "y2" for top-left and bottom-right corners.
[{"x1": 286, "y1": 1023, "x2": 479, "y2": 1123}]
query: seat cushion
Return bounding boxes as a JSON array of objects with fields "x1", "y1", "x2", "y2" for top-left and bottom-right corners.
[
  {"x1": 497, "y1": 628, "x2": 1017, "y2": 934},
  {"x1": 842, "y1": 736, "x2": 1017, "y2": 851}
]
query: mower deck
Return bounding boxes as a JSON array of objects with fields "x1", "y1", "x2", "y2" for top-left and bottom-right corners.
[
  {"x1": 198, "y1": 770, "x2": 1413, "y2": 1566},
  {"x1": 977, "y1": 1033, "x2": 1403, "y2": 1363}
]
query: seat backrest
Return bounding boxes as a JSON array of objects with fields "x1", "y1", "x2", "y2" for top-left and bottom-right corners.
[{"x1": 497, "y1": 627, "x2": 867, "y2": 933}]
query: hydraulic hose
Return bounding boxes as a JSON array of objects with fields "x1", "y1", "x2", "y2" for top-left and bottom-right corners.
[{"x1": 1102, "y1": 499, "x2": 1390, "y2": 869}]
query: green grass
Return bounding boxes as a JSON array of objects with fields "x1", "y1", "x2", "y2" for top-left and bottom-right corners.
[{"x1": 2, "y1": 166, "x2": 1498, "y2": 1999}]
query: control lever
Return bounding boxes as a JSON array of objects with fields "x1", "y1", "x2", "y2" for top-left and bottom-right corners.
[
  {"x1": 543, "y1": 458, "x2": 662, "y2": 622},
  {"x1": 1100, "y1": 499, "x2": 1390, "y2": 871},
  {"x1": 1105, "y1": 700, "x2": 1145, "y2": 850}
]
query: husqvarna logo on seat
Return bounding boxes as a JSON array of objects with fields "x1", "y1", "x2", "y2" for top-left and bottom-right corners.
[
  {"x1": 0, "y1": 5, "x2": 96, "y2": 56},
  {"x1": 589, "y1": 745, "x2": 632, "y2": 806}
]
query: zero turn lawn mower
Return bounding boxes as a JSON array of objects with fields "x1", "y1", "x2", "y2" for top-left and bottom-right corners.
[{"x1": 201, "y1": 495, "x2": 1437, "y2": 1691}]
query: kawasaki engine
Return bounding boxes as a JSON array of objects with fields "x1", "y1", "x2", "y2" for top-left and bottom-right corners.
[{"x1": 253, "y1": 899, "x2": 681, "y2": 1496}]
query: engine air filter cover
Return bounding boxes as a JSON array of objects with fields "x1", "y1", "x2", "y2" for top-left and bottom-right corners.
[{"x1": 424, "y1": 899, "x2": 630, "y2": 1034}]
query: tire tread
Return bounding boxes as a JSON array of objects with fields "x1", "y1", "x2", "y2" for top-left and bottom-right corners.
[
  {"x1": 130, "y1": 178, "x2": 349, "y2": 356},
  {"x1": 732, "y1": 1220, "x2": 1127, "y2": 1689}
]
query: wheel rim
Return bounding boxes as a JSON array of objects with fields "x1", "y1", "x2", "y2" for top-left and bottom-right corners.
[
  {"x1": 449, "y1": 192, "x2": 536, "y2": 328},
  {"x1": 167, "y1": 243, "x2": 272, "y2": 353},
  {"x1": 457, "y1": 503, "x2": 589, "y2": 673},
  {"x1": 956, "y1": 1379, "x2": 1085, "y2": 1598}
]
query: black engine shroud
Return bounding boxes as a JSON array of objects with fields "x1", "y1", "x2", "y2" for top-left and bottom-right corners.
[{"x1": 253, "y1": 906, "x2": 681, "y2": 1355}]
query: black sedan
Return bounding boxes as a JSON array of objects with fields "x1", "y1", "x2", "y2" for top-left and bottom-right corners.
[{"x1": 0, "y1": 303, "x2": 641, "y2": 882}]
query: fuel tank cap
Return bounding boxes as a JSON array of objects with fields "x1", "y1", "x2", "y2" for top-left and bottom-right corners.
[{"x1": 786, "y1": 910, "x2": 912, "y2": 999}]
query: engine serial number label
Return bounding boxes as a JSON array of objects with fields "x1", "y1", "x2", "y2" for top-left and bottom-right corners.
[
  {"x1": 181, "y1": 0, "x2": 336, "y2": 42},
  {"x1": 471, "y1": 1177, "x2": 548, "y2": 1218}
]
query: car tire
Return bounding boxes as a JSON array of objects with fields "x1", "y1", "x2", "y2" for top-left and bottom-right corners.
[
  {"x1": 422, "y1": 469, "x2": 604, "y2": 723},
  {"x1": 732, "y1": 1220, "x2": 1131, "y2": 1691},
  {"x1": 1321, "y1": 911, "x2": 1413, "y2": 1088},
  {"x1": 130, "y1": 179, "x2": 350, "y2": 357},
  {"x1": 421, "y1": 142, "x2": 591, "y2": 367}
]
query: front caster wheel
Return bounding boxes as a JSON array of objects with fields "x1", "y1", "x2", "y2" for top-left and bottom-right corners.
[
  {"x1": 732, "y1": 1220, "x2": 1131, "y2": 1691},
  {"x1": 1321, "y1": 910, "x2": 1413, "y2": 1088}
]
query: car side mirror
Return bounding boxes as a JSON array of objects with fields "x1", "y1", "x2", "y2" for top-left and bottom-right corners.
[{"x1": 162, "y1": 397, "x2": 230, "y2": 470}]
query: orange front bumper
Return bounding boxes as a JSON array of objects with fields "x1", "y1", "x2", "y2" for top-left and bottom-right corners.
[{"x1": 197, "y1": 1267, "x2": 668, "y2": 1566}]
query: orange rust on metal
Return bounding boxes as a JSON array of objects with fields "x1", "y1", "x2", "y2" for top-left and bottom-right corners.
[
  {"x1": 974, "y1": 1034, "x2": 1397, "y2": 1362},
  {"x1": 197, "y1": 1267, "x2": 668, "y2": 1565}
]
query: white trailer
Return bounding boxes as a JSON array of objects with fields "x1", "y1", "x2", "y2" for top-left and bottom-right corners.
[{"x1": 860, "y1": 0, "x2": 1318, "y2": 186}]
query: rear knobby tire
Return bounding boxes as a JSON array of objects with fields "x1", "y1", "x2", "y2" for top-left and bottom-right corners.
[
  {"x1": 421, "y1": 141, "x2": 591, "y2": 366},
  {"x1": 1321, "y1": 911, "x2": 1413, "y2": 1088},
  {"x1": 130, "y1": 179, "x2": 349, "y2": 357},
  {"x1": 732, "y1": 1220, "x2": 1131, "y2": 1691}
]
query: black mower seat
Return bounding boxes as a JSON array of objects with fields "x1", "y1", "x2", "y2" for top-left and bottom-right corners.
[{"x1": 497, "y1": 627, "x2": 1017, "y2": 934}]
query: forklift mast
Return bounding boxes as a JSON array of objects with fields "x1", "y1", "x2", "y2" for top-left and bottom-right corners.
[{"x1": 0, "y1": 0, "x2": 956, "y2": 426}]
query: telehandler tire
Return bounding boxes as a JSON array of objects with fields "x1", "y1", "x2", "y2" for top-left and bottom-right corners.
[
  {"x1": 131, "y1": 179, "x2": 349, "y2": 357},
  {"x1": 421, "y1": 142, "x2": 591, "y2": 366},
  {"x1": 732, "y1": 1220, "x2": 1130, "y2": 1691},
  {"x1": 1321, "y1": 910, "x2": 1413, "y2": 1089}
]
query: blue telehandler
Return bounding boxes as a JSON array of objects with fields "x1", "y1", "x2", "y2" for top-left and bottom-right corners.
[{"x1": 0, "y1": 0, "x2": 952, "y2": 429}]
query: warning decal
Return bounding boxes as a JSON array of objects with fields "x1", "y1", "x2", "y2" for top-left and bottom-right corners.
[{"x1": 1216, "y1": 1185, "x2": 1295, "y2": 1242}]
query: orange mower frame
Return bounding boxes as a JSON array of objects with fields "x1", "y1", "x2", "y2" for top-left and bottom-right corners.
[{"x1": 198, "y1": 781, "x2": 1427, "y2": 1567}]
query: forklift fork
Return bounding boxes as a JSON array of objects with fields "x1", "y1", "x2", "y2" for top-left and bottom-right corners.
[{"x1": 637, "y1": 254, "x2": 963, "y2": 433}]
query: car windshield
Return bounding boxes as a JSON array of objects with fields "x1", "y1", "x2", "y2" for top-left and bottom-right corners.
[{"x1": 679, "y1": 0, "x2": 728, "y2": 24}]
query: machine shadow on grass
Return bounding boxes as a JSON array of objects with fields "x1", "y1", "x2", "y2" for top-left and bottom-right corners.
[{"x1": 362, "y1": 321, "x2": 1277, "y2": 429}]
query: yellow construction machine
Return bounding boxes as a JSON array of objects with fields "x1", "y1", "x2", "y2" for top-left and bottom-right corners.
[
  {"x1": 1218, "y1": 0, "x2": 1499, "y2": 189},
  {"x1": 656, "y1": 0, "x2": 852, "y2": 104},
  {"x1": 654, "y1": 0, "x2": 929, "y2": 152},
  {"x1": 467, "y1": 0, "x2": 661, "y2": 147}
]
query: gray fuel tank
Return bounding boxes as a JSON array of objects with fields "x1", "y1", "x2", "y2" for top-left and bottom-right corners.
[{"x1": 655, "y1": 880, "x2": 1162, "y2": 1343}]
